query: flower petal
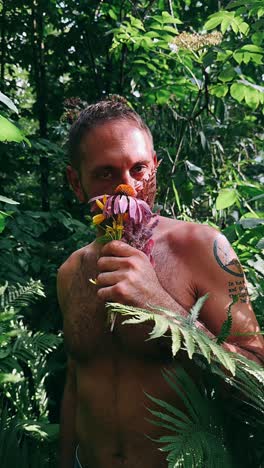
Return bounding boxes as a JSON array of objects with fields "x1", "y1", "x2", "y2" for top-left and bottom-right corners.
[
  {"x1": 128, "y1": 197, "x2": 137, "y2": 220},
  {"x1": 118, "y1": 195, "x2": 128, "y2": 213},
  {"x1": 104, "y1": 196, "x2": 114, "y2": 216},
  {"x1": 136, "y1": 203, "x2": 142, "y2": 223},
  {"x1": 92, "y1": 213, "x2": 106, "y2": 225},
  {"x1": 96, "y1": 199, "x2": 105, "y2": 210},
  {"x1": 114, "y1": 195, "x2": 121, "y2": 214},
  {"x1": 89, "y1": 194, "x2": 108, "y2": 204}
]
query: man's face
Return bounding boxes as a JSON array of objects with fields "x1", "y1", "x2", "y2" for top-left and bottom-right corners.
[{"x1": 67, "y1": 120, "x2": 157, "y2": 203}]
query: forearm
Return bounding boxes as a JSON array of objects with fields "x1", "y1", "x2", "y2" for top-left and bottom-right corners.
[{"x1": 153, "y1": 288, "x2": 263, "y2": 365}]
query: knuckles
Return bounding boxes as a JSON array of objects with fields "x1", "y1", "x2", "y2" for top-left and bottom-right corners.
[
  {"x1": 101, "y1": 240, "x2": 126, "y2": 255},
  {"x1": 112, "y1": 282, "x2": 128, "y2": 300},
  {"x1": 97, "y1": 257, "x2": 106, "y2": 270},
  {"x1": 96, "y1": 273, "x2": 104, "y2": 285}
]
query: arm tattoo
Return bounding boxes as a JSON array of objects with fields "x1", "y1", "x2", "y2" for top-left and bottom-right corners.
[
  {"x1": 213, "y1": 234, "x2": 249, "y2": 304},
  {"x1": 213, "y1": 234, "x2": 243, "y2": 278}
]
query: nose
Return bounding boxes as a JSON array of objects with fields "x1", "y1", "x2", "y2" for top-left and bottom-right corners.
[{"x1": 120, "y1": 170, "x2": 135, "y2": 188}]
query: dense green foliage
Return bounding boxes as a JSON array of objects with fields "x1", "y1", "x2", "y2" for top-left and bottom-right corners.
[
  {"x1": 110, "y1": 301, "x2": 264, "y2": 467},
  {"x1": 0, "y1": 0, "x2": 263, "y2": 466}
]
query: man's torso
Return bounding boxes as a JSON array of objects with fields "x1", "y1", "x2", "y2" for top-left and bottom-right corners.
[{"x1": 62, "y1": 217, "x2": 202, "y2": 468}]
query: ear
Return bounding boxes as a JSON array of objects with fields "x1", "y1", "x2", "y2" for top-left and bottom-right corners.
[{"x1": 66, "y1": 165, "x2": 86, "y2": 202}]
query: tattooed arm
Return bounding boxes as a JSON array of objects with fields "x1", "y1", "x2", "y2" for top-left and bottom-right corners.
[{"x1": 195, "y1": 230, "x2": 264, "y2": 365}]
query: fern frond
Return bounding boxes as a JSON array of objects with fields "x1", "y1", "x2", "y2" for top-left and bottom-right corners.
[
  {"x1": 216, "y1": 295, "x2": 236, "y2": 344},
  {"x1": 107, "y1": 302, "x2": 236, "y2": 374},
  {"x1": 0, "y1": 280, "x2": 45, "y2": 311},
  {"x1": 146, "y1": 366, "x2": 233, "y2": 468},
  {"x1": 13, "y1": 330, "x2": 62, "y2": 368},
  {"x1": 188, "y1": 293, "x2": 209, "y2": 325}
]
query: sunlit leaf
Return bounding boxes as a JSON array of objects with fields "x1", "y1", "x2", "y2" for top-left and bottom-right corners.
[
  {"x1": 216, "y1": 189, "x2": 239, "y2": 210},
  {"x1": 0, "y1": 195, "x2": 19, "y2": 204},
  {"x1": 0, "y1": 92, "x2": 18, "y2": 113},
  {"x1": 0, "y1": 115, "x2": 30, "y2": 144}
]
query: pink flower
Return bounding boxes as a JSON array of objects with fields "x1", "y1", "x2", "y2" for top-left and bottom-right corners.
[
  {"x1": 88, "y1": 184, "x2": 158, "y2": 264},
  {"x1": 89, "y1": 185, "x2": 153, "y2": 225}
]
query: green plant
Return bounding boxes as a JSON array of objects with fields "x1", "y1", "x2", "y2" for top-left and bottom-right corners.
[
  {"x1": 0, "y1": 280, "x2": 61, "y2": 467},
  {"x1": 109, "y1": 301, "x2": 264, "y2": 467}
]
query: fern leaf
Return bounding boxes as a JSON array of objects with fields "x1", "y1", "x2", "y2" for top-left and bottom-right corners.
[
  {"x1": 0, "y1": 280, "x2": 45, "y2": 311},
  {"x1": 0, "y1": 372, "x2": 23, "y2": 385},
  {"x1": 196, "y1": 333, "x2": 211, "y2": 361},
  {"x1": 181, "y1": 328, "x2": 196, "y2": 358},
  {"x1": 147, "y1": 315, "x2": 169, "y2": 340},
  {"x1": 162, "y1": 369, "x2": 200, "y2": 423},
  {"x1": 108, "y1": 302, "x2": 238, "y2": 375},
  {"x1": 188, "y1": 293, "x2": 209, "y2": 325},
  {"x1": 145, "y1": 392, "x2": 191, "y2": 425},
  {"x1": 209, "y1": 341, "x2": 236, "y2": 375},
  {"x1": 216, "y1": 295, "x2": 237, "y2": 344},
  {"x1": 171, "y1": 327, "x2": 181, "y2": 356}
]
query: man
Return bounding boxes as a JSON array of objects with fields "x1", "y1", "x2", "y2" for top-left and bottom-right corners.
[{"x1": 57, "y1": 97, "x2": 264, "y2": 468}]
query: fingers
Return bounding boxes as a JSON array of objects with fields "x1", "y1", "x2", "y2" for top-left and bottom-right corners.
[
  {"x1": 97, "y1": 282, "x2": 127, "y2": 303},
  {"x1": 97, "y1": 252, "x2": 139, "y2": 273},
  {"x1": 101, "y1": 240, "x2": 138, "y2": 257},
  {"x1": 97, "y1": 271, "x2": 123, "y2": 287}
]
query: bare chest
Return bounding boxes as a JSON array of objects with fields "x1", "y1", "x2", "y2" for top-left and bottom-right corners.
[{"x1": 63, "y1": 246, "x2": 196, "y2": 361}]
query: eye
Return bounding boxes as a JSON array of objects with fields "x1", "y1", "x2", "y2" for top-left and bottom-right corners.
[
  {"x1": 132, "y1": 164, "x2": 146, "y2": 174},
  {"x1": 96, "y1": 169, "x2": 113, "y2": 180}
]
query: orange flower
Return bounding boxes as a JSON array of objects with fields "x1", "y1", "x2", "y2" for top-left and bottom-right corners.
[{"x1": 114, "y1": 184, "x2": 137, "y2": 197}]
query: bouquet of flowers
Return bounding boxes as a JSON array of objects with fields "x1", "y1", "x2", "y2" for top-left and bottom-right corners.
[
  {"x1": 89, "y1": 183, "x2": 159, "y2": 329},
  {"x1": 89, "y1": 183, "x2": 159, "y2": 264}
]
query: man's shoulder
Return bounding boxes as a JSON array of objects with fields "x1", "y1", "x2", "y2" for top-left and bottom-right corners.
[
  {"x1": 58, "y1": 242, "x2": 94, "y2": 276},
  {"x1": 57, "y1": 241, "x2": 98, "y2": 299},
  {"x1": 158, "y1": 216, "x2": 220, "y2": 247}
]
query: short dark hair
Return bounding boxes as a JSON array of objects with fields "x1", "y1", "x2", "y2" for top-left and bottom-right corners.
[{"x1": 67, "y1": 96, "x2": 153, "y2": 170}]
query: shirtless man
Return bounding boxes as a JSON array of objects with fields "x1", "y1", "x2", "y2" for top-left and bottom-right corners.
[{"x1": 57, "y1": 98, "x2": 264, "y2": 468}]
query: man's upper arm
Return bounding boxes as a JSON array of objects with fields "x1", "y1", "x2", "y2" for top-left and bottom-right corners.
[
  {"x1": 57, "y1": 253, "x2": 79, "y2": 316},
  {"x1": 196, "y1": 229, "x2": 264, "y2": 357}
]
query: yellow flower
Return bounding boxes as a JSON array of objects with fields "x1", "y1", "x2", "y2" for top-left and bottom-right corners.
[
  {"x1": 95, "y1": 194, "x2": 108, "y2": 211},
  {"x1": 92, "y1": 213, "x2": 106, "y2": 225}
]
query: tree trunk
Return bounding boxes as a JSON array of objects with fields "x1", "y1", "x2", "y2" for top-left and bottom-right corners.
[
  {"x1": 0, "y1": 0, "x2": 7, "y2": 90},
  {"x1": 31, "y1": 0, "x2": 49, "y2": 211}
]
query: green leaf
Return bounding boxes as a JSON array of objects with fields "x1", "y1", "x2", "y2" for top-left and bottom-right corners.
[
  {"x1": 171, "y1": 328, "x2": 181, "y2": 356},
  {"x1": 148, "y1": 315, "x2": 169, "y2": 340},
  {"x1": 0, "y1": 195, "x2": 19, "y2": 204},
  {"x1": 156, "y1": 89, "x2": 171, "y2": 104},
  {"x1": 108, "y1": 9, "x2": 117, "y2": 21},
  {"x1": 239, "y1": 21, "x2": 249, "y2": 35},
  {"x1": 0, "y1": 92, "x2": 18, "y2": 113},
  {"x1": 209, "y1": 84, "x2": 229, "y2": 98},
  {"x1": 161, "y1": 11, "x2": 182, "y2": 24},
  {"x1": 244, "y1": 86, "x2": 260, "y2": 109},
  {"x1": 216, "y1": 296, "x2": 237, "y2": 344},
  {"x1": 221, "y1": 17, "x2": 231, "y2": 34},
  {"x1": 218, "y1": 65, "x2": 236, "y2": 83},
  {"x1": 216, "y1": 189, "x2": 239, "y2": 210},
  {"x1": 0, "y1": 115, "x2": 29, "y2": 144},
  {"x1": 252, "y1": 32, "x2": 264, "y2": 46},
  {"x1": 172, "y1": 180, "x2": 181, "y2": 212},
  {"x1": 188, "y1": 294, "x2": 209, "y2": 325},
  {"x1": 0, "y1": 372, "x2": 23, "y2": 384},
  {"x1": 230, "y1": 82, "x2": 245, "y2": 102},
  {"x1": 0, "y1": 213, "x2": 6, "y2": 233},
  {"x1": 233, "y1": 44, "x2": 263, "y2": 65},
  {"x1": 204, "y1": 15, "x2": 222, "y2": 30}
]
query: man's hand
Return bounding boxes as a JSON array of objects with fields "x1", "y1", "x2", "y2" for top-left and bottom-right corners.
[{"x1": 96, "y1": 240, "x2": 166, "y2": 308}]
